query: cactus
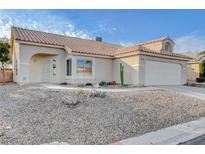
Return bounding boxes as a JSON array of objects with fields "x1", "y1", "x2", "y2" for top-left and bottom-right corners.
[{"x1": 120, "y1": 63, "x2": 124, "y2": 86}]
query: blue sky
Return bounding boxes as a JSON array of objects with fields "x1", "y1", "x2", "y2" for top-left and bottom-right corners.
[{"x1": 1, "y1": 9, "x2": 205, "y2": 52}]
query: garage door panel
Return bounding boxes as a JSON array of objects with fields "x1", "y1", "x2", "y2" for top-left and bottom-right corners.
[{"x1": 145, "y1": 61, "x2": 182, "y2": 86}]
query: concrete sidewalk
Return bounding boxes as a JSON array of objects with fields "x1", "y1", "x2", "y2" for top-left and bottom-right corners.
[
  {"x1": 159, "y1": 85, "x2": 205, "y2": 101},
  {"x1": 112, "y1": 117, "x2": 205, "y2": 145},
  {"x1": 42, "y1": 83, "x2": 162, "y2": 93}
]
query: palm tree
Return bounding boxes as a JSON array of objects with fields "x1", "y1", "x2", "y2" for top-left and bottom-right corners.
[{"x1": 0, "y1": 41, "x2": 10, "y2": 83}]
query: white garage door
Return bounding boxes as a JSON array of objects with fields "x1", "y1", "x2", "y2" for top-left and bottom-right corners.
[{"x1": 145, "y1": 61, "x2": 182, "y2": 86}]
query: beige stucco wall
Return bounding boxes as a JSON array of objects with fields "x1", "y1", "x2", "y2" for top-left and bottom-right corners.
[
  {"x1": 29, "y1": 54, "x2": 60, "y2": 83},
  {"x1": 18, "y1": 43, "x2": 66, "y2": 84},
  {"x1": 112, "y1": 54, "x2": 187, "y2": 86},
  {"x1": 143, "y1": 41, "x2": 163, "y2": 52},
  {"x1": 112, "y1": 55, "x2": 140, "y2": 85},
  {"x1": 14, "y1": 42, "x2": 188, "y2": 86},
  {"x1": 15, "y1": 43, "x2": 113, "y2": 85},
  {"x1": 143, "y1": 39, "x2": 174, "y2": 53},
  {"x1": 138, "y1": 55, "x2": 187, "y2": 85},
  {"x1": 65, "y1": 55, "x2": 113, "y2": 84},
  {"x1": 187, "y1": 63, "x2": 199, "y2": 81},
  {"x1": 162, "y1": 39, "x2": 174, "y2": 52}
]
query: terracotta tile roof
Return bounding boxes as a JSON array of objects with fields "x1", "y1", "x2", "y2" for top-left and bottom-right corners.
[
  {"x1": 115, "y1": 45, "x2": 192, "y2": 60},
  {"x1": 139, "y1": 46, "x2": 192, "y2": 59},
  {"x1": 12, "y1": 27, "x2": 122, "y2": 57},
  {"x1": 12, "y1": 27, "x2": 191, "y2": 60},
  {"x1": 135, "y1": 36, "x2": 175, "y2": 46}
]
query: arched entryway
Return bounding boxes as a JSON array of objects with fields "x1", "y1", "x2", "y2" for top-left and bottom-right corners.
[{"x1": 29, "y1": 53, "x2": 57, "y2": 83}]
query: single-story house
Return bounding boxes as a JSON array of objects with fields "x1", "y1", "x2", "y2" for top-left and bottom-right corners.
[
  {"x1": 183, "y1": 51, "x2": 205, "y2": 81},
  {"x1": 10, "y1": 27, "x2": 191, "y2": 86}
]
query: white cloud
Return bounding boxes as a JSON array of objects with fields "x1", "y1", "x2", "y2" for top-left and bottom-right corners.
[
  {"x1": 0, "y1": 10, "x2": 90, "y2": 39},
  {"x1": 65, "y1": 25, "x2": 89, "y2": 39},
  {"x1": 99, "y1": 24, "x2": 117, "y2": 34},
  {"x1": 175, "y1": 32, "x2": 205, "y2": 52},
  {"x1": 0, "y1": 18, "x2": 13, "y2": 37},
  {"x1": 119, "y1": 41, "x2": 134, "y2": 46}
]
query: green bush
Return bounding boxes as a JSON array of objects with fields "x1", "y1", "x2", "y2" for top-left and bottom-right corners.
[
  {"x1": 85, "y1": 83, "x2": 93, "y2": 86},
  {"x1": 94, "y1": 91, "x2": 106, "y2": 98},
  {"x1": 99, "y1": 81, "x2": 108, "y2": 87},
  {"x1": 196, "y1": 77, "x2": 205, "y2": 82},
  {"x1": 199, "y1": 62, "x2": 205, "y2": 78},
  {"x1": 59, "y1": 82, "x2": 68, "y2": 85},
  {"x1": 89, "y1": 91, "x2": 106, "y2": 98}
]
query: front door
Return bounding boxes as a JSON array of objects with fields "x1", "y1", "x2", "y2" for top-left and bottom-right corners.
[{"x1": 43, "y1": 59, "x2": 52, "y2": 82}]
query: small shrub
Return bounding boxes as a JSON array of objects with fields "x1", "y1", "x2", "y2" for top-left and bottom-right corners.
[
  {"x1": 77, "y1": 84, "x2": 85, "y2": 87},
  {"x1": 85, "y1": 83, "x2": 93, "y2": 86},
  {"x1": 95, "y1": 91, "x2": 106, "y2": 98},
  {"x1": 73, "y1": 89, "x2": 83, "y2": 96},
  {"x1": 196, "y1": 77, "x2": 205, "y2": 82},
  {"x1": 99, "y1": 81, "x2": 108, "y2": 87},
  {"x1": 108, "y1": 81, "x2": 117, "y2": 85},
  {"x1": 88, "y1": 90, "x2": 107, "y2": 98},
  {"x1": 59, "y1": 82, "x2": 68, "y2": 85}
]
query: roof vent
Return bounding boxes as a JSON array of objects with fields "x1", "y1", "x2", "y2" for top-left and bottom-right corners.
[{"x1": 95, "y1": 37, "x2": 102, "y2": 42}]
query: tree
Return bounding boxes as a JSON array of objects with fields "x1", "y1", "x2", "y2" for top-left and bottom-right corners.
[{"x1": 0, "y1": 41, "x2": 10, "y2": 83}]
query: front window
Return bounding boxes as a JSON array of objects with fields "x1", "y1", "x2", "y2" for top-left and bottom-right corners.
[
  {"x1": 76, "y1": 59, "x2": 92, "y2": 76},
  {"x1": 66, "y1": 59, "x2": 72, "y2": 76}
]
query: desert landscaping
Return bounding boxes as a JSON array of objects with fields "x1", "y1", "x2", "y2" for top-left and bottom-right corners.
[{"x1": 1, "y1": 84, "x2": 205, "y2": 144}]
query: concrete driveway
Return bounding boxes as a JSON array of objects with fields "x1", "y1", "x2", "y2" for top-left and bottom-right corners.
[{"x1": 160, "y1": 85, "x2": 205, "y2": 101}]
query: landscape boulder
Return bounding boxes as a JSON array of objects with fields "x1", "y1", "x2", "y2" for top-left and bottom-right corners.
[{"x1": 62, "y1": 96, "x2": 80, "y2": 108}]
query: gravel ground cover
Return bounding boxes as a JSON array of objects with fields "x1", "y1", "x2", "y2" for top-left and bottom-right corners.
[{"x1": 1, "y1": 84, "x2": 205, "y2": 145}]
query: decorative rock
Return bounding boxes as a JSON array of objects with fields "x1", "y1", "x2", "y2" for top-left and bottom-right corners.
[
  {"x1": 5, "y1": 126, "x2": 12, "y2": 130},
  {"x1": 62, "y1": 96, "x2": 80, "y2": 108},
  {"x1": 2, "y1": 84, "x2": 205, "y2": 145},
  {"x1": 87, "y1": 89, "x2": 97, "y2": 98},
  {"x1": 0, "y1": 129, "x2": 4, "y2": 137}
]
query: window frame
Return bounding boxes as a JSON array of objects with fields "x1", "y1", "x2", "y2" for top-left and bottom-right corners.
[
  {"x1": 75, "y1": 56, "x2": 95, "y2": 79},
  {"x1": 66, "y1": 58, "x2": 72, "y2": 76},
  {"x1": 65, "y1": 56, "x2": 95, "y2": 79},
  {"x1": 76, "y1": 58, "x2": 93, "y2": 77}
]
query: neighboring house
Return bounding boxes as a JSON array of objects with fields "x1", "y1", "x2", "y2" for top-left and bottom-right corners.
[
  {"x1": 10, "y1": 27, "x2": 191, "y2": 86},
  {"x1": 183, "y1": 51, "x2": 205, "y2": 81}
]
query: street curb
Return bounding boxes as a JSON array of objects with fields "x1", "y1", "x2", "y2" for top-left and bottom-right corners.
[{"x1": 111, "y1": 117, "x2": 205, "y2": 145}]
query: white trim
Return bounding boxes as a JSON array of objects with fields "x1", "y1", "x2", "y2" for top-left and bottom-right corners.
[{"x1": 64, "y1": 45, "x2": 72, "y2": 55}]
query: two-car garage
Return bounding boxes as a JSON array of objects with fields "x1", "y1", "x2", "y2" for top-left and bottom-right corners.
[{"x1": 144, "y1": 60, "x2": 183, "y2": 86}]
